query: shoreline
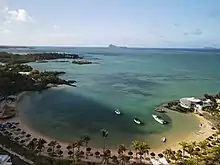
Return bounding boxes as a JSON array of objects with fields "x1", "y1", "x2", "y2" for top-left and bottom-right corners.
[{"x1": 4, "y1": 91, "x2": 216, "y2": 158}]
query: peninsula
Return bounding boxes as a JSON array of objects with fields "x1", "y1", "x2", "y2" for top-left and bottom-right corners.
[{"x1": 0, "y1": 51, "x2": 82, "y2": 64}]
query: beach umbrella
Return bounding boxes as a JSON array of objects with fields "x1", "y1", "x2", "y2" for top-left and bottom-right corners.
[
  {"x1": 15, "y1": 137, "x2": 20, "y2": 141},
  {"x1": 150, "y1": 152, "x2": 155, "y2": 157},
  {"x1": 16, "y1": 128, "x2": 21, "y2": 132},
  {"x1": 26, "y1": 134, "x2": 31, "y2": 138},
  {"x1": 128, "y1": 151, "x2": 133, "y2": 156},
  {"x1": 80, "y1": 151, "x2": 84, "y2": 155},
  {"x1": 209, "y1": 136, "x2": 214, "y2": 139},
  {"x1": 68, "y1": 151, "x2": 73, "y2": 156},
  {"x1": 47, "y1": 148, "x2": 52, "y2": 153},
  {"x1": 56, "y1": 144, "x2": 61, "y2": 149},
  {"x1": 195, "y1": 148, "x2": 201, "y2": 152},
  {"x1": 58, "y1": 150, "x2": 63, "y2": 156},
  {"x1": 66, "y1": 145, "x2": 72, "y2": 150},
  {"x1": 158, "y1": 153, "x2": 164, "y2": 158},
  {"x1": 95, "y1": 151, "x2": 100, "y2": 156},
  {"x1": 111, "y1": 155, "x2": 117, "y2": 160},
  {"x1": 33, "y1": 138, "x2": 38, "y2": 141},
  {"x1": 86, "y1": 147, "x2": 91, "y2": 152},
  {"x1": 106, "y1": 149, "x2": 111, "y2": 154},
  {"x1": 20, "y1": 140, "x2": 25, "y2": 144}
]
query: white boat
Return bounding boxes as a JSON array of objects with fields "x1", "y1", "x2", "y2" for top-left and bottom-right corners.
[
  {"x1": 114, "y1": 109, "x2": 121, "y2": 115},
  {"x1": 134, "y1": 117, "x2": 142, "y2": 125},
  {"x1": 152, "y1": 114, "x2": 167, "y2": 125}
]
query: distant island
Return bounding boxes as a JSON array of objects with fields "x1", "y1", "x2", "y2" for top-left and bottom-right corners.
[
  {"x1": 203, "y1": 47, "x2": 217, "y2": 49},
  {"x1": 108, "y1": 44, "x2": 128, "y2": 49}
]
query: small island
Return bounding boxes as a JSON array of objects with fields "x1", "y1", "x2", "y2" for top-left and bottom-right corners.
[{"x1": 72, "y1": 59, "x2": 93, "y2": 65}]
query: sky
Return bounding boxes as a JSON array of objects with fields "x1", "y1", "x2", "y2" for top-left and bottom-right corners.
[{"x1": 0, "y1": 0, "x2": 220, "y2": 48}]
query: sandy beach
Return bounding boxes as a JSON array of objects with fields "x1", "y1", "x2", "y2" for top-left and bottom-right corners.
[{"x1": 3, "y1": 93, "x2": 216, "y2": 159}]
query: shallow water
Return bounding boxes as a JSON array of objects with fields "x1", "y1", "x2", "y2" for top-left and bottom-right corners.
[{"x1": 11, "y1": 47, "x2": 220, "y2": 148}]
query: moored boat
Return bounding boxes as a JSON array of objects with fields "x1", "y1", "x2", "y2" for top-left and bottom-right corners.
[
  {"x1": 114, "y1": 109, "x2": 121, "y2": 115},
  {"x1": 152, "y1": 114, "x2": 167, "y2": 125},
  {"x1": 134, "y1": 117, "x2": 143, "y2": 125}
]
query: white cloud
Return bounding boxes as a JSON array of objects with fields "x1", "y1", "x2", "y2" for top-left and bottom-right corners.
[
  {"x1": 52, "y1": 24, "x2": 60, "y2": 30},
  {"x1": 5, "y1": 8, "x2": 34, "y2": 24},
  {"x1": 0, "y1": 27, "x2": 10, "y2": 33}
]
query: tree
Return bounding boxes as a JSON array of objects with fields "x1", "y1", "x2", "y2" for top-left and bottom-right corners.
[
  {"x1": 139, "y1": 141, "x2": 150, "y2": 159},
  {"x1": 198, "y1": 140, "x2": 208, "y2": 154},
  {"x1": 131, "y1": 140, "x2": 140, "y2": 159},
  {"x1": 101, "y1": 149, "x2": 111, "y2": 164},
  {"x1": 101, "y1": 129, "x2": 108, "y2": 152},
  {"x1": 179, "y1": 141, "x2": 189, "y2": 156},
  {"x1": 48, "y1": 140, "x2": 57, "y2": 156},
  {"x1": 81, "y1": 135, "x2": 91, "y2": 159},
  {"x1": 76, "y1": 140, "x2": 83, "y2": 153},
  {"x1": 163, "y1": 148, "x2": 173, "y2": 162},
  {"x1": 37, "y1": 138, "x2": 47, "y2": 154},
  {"x1": 117, "y1": 144, "x2": 127, "y2": 165}
]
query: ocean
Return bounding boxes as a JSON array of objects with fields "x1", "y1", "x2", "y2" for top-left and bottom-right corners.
[{"x1": 3, "y1": 47, "x2": 220, "y2": 148}]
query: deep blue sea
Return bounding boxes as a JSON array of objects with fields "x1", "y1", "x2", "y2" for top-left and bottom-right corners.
[{"x1": 2, "y1": 47, "x2": 220, "y2": 148}]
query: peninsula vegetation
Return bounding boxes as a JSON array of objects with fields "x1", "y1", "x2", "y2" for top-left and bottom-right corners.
[
  {"x1": 0, "y1": 63, "x2": 76, "y2": 97},
  {"x1": 0, "y1": 51, "x2": 82, "y2": 64}
]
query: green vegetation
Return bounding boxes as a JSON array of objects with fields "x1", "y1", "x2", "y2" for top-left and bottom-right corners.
[
  {"x1": 0, "y1": 51, "x2": 81, "y2": 64},
  {"x1": 0, "y1": 63, "x2": 76, "y2": 97},
  {"x1": 72, "y1": 60, "x2": 93, "y2": 65}
]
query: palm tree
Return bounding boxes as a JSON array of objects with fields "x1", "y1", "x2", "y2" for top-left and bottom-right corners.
[
  {"x1": 187, "y1": 145, "x2": 195, "y2": 158},
  {"x1": 101, "y1": 129, "x2": 108, "y2": 152},
  {"x1": 179, "y1": 141, "x2": 188, "y2": 156},
  {"x1": 131, "y1": 140, "x2": 140, "y2": 159},
  {"x1": 163, "y1": 148, "x2": 173, "y2": 162},
  {"x1": 101, "y1": 149, "x2": 111, "y2": 164},
  {"x1": 198, "y1": 140, "x2": 208, "y2": 154},
  {"x1": 117, "y1": 144, "x2": 127, "y2": 165},
  {"x1": 175, "y1": 150, "x2": 183, "y2": 163},
  {"x1": 139, "y1": 141, "x2": 150, "y2": 159},
  {"x1": 76, "y1": 140, "x2": 83, "y2": 153},
  {"x1": 48, "y1": 140, "x2": 57, "y2": 156},
  {"x1": 72, "y1": 141, "x2": 78, "y2": 160},
  {"x1": 68, "y1": 150, "x2": 73, "y2": 158},
  {"x1": 81, "y1": 135, "x2": 91, "y2": 158},
  {"x1": 37, "y1": 138, "x2": 47, "y2": 154}
]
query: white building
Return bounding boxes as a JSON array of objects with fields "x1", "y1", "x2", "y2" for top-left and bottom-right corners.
[
  {"x1": 18, "y1": 71, "x2": 31, "y2": 76},
  {"x1": 180, "y1": 97, "x2": 201, "y2": 109}
]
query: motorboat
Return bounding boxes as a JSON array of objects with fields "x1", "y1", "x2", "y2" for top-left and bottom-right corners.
[
  {"x1": 114, "y1": 109, "x2": 121, "y2": 115},
  {"x1": 134, "y1": 117, "x2": 143, "y2": 125},
  {"x1": 152, "y1": 114, "x2": 167, "y2": 125}
]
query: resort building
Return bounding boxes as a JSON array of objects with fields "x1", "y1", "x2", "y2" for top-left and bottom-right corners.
[
  {"x1": 18, "y1": 71, "x2": 31, "y2": 76},
  {"x1": 180, "y1": 97, "x2": 212, "y2": 113},
  {"x1": 180, "y1": 97, "x2": 201, "y2": 109}
]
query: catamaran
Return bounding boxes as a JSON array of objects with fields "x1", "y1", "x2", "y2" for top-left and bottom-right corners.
[
  {"x1": 134, "y1": 117, "x2": 143, "y2": 125},
  {"x1": 114, "y1": 109, "x2": 121, "y2": 115},
  {"x1": 152, "y1": 114, "x2": 167, "y2": 125}
]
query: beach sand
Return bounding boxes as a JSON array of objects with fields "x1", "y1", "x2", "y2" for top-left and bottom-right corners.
[{"x1": 2, "y1": 92, "x2": 217, "y2": 159}]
